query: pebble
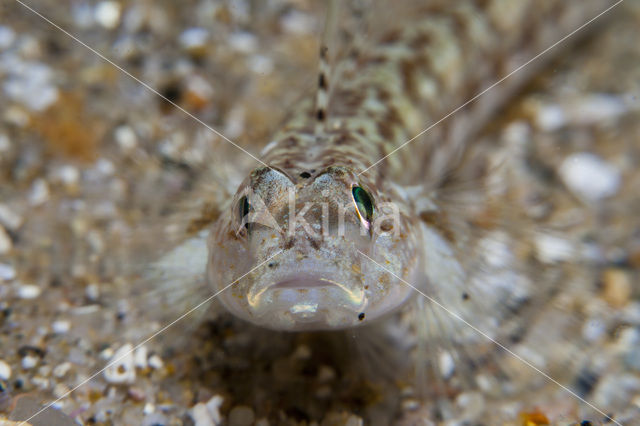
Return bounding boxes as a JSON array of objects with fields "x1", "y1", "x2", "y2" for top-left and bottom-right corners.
[
  {"x1": 127, "y1": 386, "x2": 146, "y2": 401},
  {"x1": 535, "y1": 104, "x2": 566, "y2": 132},
  {"x1": 0, "y1": 25, "x2": 16, "y2": 50},
  {"x1": 134, "y1": 346, "x2": 148, "y2": 369},
  {"x1": 51, "y1": 320, "x2": 71, "y2": 334},
  {"x1": 3, "y1": 106, "x2": 29, "y2": 127},
  {"x1": 55, "y1": 165, "x2": 80, "y2": 188},
  {"x1": 455, "y1": 392, "x2": 485, "y2": 421},
  {"x1": 179, "y1": 27, "x2": 209, "y2": 51},
  {"x1": 601, "y1": 268, "x2": 632, "y2": 308},
  {"x1": 0, "y1": 359, "x2": 11, "y2": 380},
  {"x1": 317, "y1": 365, "x2": 336, "y2": 383},
  {"x1": 28, "y1": 178, "x2": 50, "y2": 206},
  {"x1": 148, "y1": 354, "x2": 163, "y2": 370},
  {"x1": 228, "y1": 31, "x2": 257, "y2": 53},
  {"x1": 142, "y1": 412, "x2": 168, "y2": 426},
  {"x1": 559, "y1": 152, "x2": 621, "y2": 203},
  {"x1": 401, "y1": 398, "x2": 420, "y2": 411},
  {"x1": 95, "y1": 158, "x2": 115, "y2": 176},
  {"x1": 2, "y1": 58, "x2": 59, "y2": 111},
  {"x1": 17, "y1": 283, "x2": 41, "y2": 299},
  {"x1": 248, "y1": 54, "x2": 274, "y2": 75},
  {"x1": 0, "y1": 263, "x2": 16, "y2": 281},
  {"x1": 95, "y1": 1, "x2": 121, "y2": 29},
  {"x1": 52, "y1": 362, "x2": 72, "y2": 378},
  {"x1": 205, "y1": 395, "x2": 224, "y2": 423},
  {"x1": 292, "y1": 344, "x2": 311, "y2": 360},
  {"x1": 114, "y1": 125, "x2": 137, "y2": 151},
  {"x1": 322, "y1": 412, "x2": 363, "y2": 426},
  {"x1": 186, "y1": 76, "x2": 214, "y2": 103},
  {"x1": 143, "y1": 402, "x2": 155, "y2": 415},
  {"x1": 228, "y1": 405, "x2": 255, "y2": 426},
  {"x1": 21, "y1": 355, "x2": 38, "y2": 370},
  {"x1": 53, "y1": 383, "x2": 70, "y2": 398},
  {"x1": 191, "y1": 403, "x2": 215, "y2": 426},
  {"x1": 582, "y1": 318, "x2": 606, "y2": 342},
  {"x1": 190, "y1": 395, "x2": 223, "y2": 426},
  {"x1": 0, "y1": 203, "x2": 23, "y2": 231},
  {"x1": 0, "y1": 225, "x2": 12, "y2": 254},
  {"x1": 103, "y1": 343, "x2": 136, "y2": 384},
  {"x1": 72, "y1": 3, "x2": 94, "y2": 28},
  {"x1": 534, "y1": 234, "x2": 575, "y2": 263},
  {"x1": 85, "y1": 283, "x2": 100, "y2": 301}
]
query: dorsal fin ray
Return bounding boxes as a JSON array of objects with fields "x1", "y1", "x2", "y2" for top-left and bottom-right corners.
[{"x1": 314, "y1": 0, "x2": 339, "y2": 136}]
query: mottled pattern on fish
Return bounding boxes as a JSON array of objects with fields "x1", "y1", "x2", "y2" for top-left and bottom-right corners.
[{"x1": 262, "y1": 1, "x2": 611, "y2": 183}]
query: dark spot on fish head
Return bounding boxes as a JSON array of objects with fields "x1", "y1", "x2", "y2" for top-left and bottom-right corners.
[
  {"x1": 318, "y1": 73, "x2": 327, "y2": 89},
  {"x1": 285, "y1": 137, "x2": 298, "y2": 147}
]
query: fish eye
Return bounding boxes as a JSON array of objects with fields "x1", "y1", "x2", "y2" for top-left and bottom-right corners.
[
  {"x1": 352, "y1": 186, "x2": 374, "y2": 225},
  {"x1": 237, "y1": 195, "x2": 251, "y2": 231}
]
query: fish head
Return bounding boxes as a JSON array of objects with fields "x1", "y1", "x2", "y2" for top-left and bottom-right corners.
[{"x1": 208, "y1": 165, "x2": 421, "y2": 331}]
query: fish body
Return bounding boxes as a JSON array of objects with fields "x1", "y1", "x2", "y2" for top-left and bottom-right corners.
[{"x1": 205, "y1": 0, "x2": 616, "y2": 332}]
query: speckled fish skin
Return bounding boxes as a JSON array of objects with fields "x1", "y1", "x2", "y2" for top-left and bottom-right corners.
[{"x1": 206, "y1": 1, "x2": 616, "y2": 331}]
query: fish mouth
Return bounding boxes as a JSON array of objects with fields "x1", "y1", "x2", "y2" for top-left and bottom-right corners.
[
  {"x1": 272, "y1": 276, "x2": 336, "y2": 289},
  {"x1": 246, "y1": 274, "x2": 367, "y2": 330}
]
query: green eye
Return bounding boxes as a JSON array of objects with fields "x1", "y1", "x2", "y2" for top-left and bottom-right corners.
[
  {"x1": 238, "y1": 196, "x2": 251, "y2": 230},
  {"x1": 352, "y1": 186, "x2": 374, "y2": 224}
]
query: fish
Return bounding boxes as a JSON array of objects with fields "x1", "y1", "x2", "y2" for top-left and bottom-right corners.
[
  {"x1": 125, "y1": 0, "x2": 638, "y2": 422},
  {"x1": 3, "y1": 0, "x2": 638, "y2": 424},
  {"x1": 158, "y1": 0, "x2": 615, "y2": 331}
]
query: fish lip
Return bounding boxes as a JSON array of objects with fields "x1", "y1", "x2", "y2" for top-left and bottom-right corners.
[
  {"x1": 270, "y1": 276, "x2": 337, "y2": 289},
  {"x1": 247, "y1": 274, "x2": 342, "y2": 308}
]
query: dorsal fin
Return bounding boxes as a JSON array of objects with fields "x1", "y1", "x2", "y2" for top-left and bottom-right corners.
[{"x1": 314, "y1": 0, "x2": 339, "y2": 136}]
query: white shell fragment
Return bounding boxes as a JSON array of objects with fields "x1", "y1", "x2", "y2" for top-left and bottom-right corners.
[
  {"x1": 114, "y1": 125, "x2": 138, "y2": 151},
  {"x1": 21, "y1": 354, "x2": 38, "y2": 369},
  {"x1": 179, "y1": 28, "x2": 209, "y2": 50},
  {"x1": 0, "y1": 203, "x2": 23, "y2": 230},
  {"x1": 534, "y1": 234, "x2": 575, "y2": 264},
  {"x1": 0, "y1": 25, "x2": 16, "y2": 50},
  {"x1": 17, "y1": 283, "x2": 42, "y2": 299},
  {"x1": 0, "y1": 263, "x2": 16, "y2": 281},
  {"x1": 2, "y1": 59, "x2": 59, "y2": 111},
  {"x1": 148, "y1": 354, "x2": 164, "y2": 370},
  {"x1": 559, "y1": 152, "x2": 621, "y2": 202},
  {"x1": 103, "y1": 343, "x2": 136, "y2": 384},
  {"x1": 190, "y1": 395, "x2": 224, "y2": 426},
  {"x1": 0, "y1": 359, "x2": 11, "y2": 380},
  {"x1": 52, "y1": 362, "x2": 72, "y2": 378},
  {"x1": 28, "y1": 179, "x2": 50, "y2": 206},
  {"x1": 95, "y1": 1, "x2": 121, "y2": 29},
  {"x1": 134, "y1": 346, "x2": 148, "y2": 369},
  {"x1": 51, "y1": 320, "x2": 71, "y2": 334}
]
